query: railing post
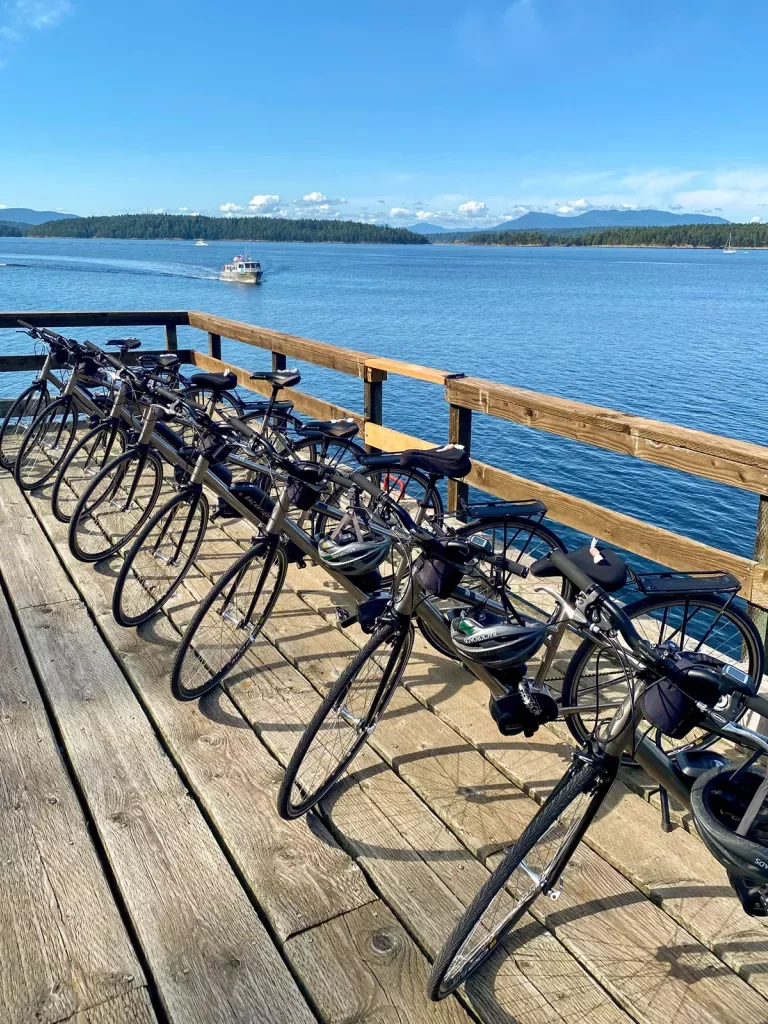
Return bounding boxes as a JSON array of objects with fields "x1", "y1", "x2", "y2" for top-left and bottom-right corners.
[
  {"x1": 750, "y1": 496, "x2": 768, "y2": 641},
  {"x1": 208, "y1": 333, "x2": 222, "y2": 360},
  {"x1": 363, "y1": 367, "x2": 386, "y2": 453},
  {"x1": 272, "y1": 351, "x2": 287, "y2": 371},
  {"x1": 165, "y1": 324, "x2": 178, "y2": 352},
  {"x1": 448, "y1": 403, "x2": 472, "y2": 517}
]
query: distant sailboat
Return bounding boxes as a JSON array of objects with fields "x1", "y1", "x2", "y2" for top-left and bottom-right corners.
[
  {"x1": 723, "y1": 232, "x2": 737, "y2": 253},
  {"x1": 195, "y1": 238, "x2": 208, "y2": 246}
]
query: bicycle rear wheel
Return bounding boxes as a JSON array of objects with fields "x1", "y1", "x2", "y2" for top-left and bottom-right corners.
[
  {"x1": 278, "y1": 619, "x2": 413, "y2": 819},
  {"x1": 68, "y1": 448, "x2": 164, "y2": 562},
  {"x1": 0, "y1": 382, "x2": 49, "y2": 470},
  {"x1": 172, "y1": 538, "x2": 287, "y2": 700},
  {"x1": 562, "y1": 592, "x2": 764, "y2": 760},
  {"x1": 51, "y1": 420, "x2": 128, "y2": 523},
  {"x1": 113, "y1": 489, "x2": 209, "y2": 626},
  {"x1": 428, "y1": 753, "x2": 615, "y2": 1000},
  {"x1": 14, "y1": 396, "x2": 78, "y2": 490}
]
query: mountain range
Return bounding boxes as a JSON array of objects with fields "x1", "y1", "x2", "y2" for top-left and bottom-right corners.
[
  {"x1": 407, "y1": 208, "x2": 729, "y2": 234},
  {"x1": 0, "y1": 208, "x2": 80, "y2": 225}
]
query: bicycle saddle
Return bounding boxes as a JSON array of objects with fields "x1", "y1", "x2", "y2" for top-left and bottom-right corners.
[
  {"x1": 140, "y1": 352, "x2": 180, "y2": 370},
  {"x1": 106, "y1": 338, "x2": 141, "y2": 351},
  {"x1": 400, "y1": 445, "x2": 471, "y2": 480},
  {"x1": 190, "y1": 371, "x2": 238, "y2": 392},
  {"x1": 531, "y1": 543, "x2": 627, "y2": 593},
  {"x1": 297, "y1": 418, "x2": 359, "y2": 441},
  {"x1": 249, "y1": 370, "x2": 301, "y2": 389}
]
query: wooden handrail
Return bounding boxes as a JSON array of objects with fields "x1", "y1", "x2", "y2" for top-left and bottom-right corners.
[
  {"x1": 3, "y1": 309, "x2": 767, "y2": 618},
  {"x1": 446, "y1": 376, "x2": 768, "y2": 496}
]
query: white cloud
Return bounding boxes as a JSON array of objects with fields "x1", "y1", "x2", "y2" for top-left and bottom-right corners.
[
  {"x1": 1, "y1": 0, "x2": 71, "y2": 60},
  {"x1": 557, "y1": 205, "x2": 575, "y2": 215},
  {"x1": 458, "y1": 200, "x2": 489, "y2": 217},
  {"x1": 303, "y1": 191, "x2": 327, "y2": 203},
  {"x1": 389, "y1": 207, "x2": 413, "y2": 218},
  {"x1": 751, "y1": 216, "x2": 761, "y2": 224},
  {"x1": 0, "y1": 204, "x2": 6, "y2": 209},
  {"x1": 150, "y1": 208, "x2": 165, "y2": 214},
  {"x1": 248, "y1": 194, "x2": 281, "y2": 213},
  {"x1": 220, "y1": 202, "x2": 243, "y2": 213}
]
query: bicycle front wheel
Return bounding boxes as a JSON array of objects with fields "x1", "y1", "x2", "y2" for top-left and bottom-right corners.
[
  {"x1": 51, "y1": 420, "x2": 128, "y2": 523},
  {"x1": 0, "y1": 382, "x2": 49, "y2": 470},
  {"x1": 68, "y1": 448, "x2": 164, "y2": 562},
  {"x1": 172, "y1": 538, "x2": 288, "y2": 700},
  {"x1": 14, "y1": 397, "x2": 78, "y2": 490},
  {"x1": 113, "y1": 489, "x2": 209, "y2": 626},
  {"x1": 278, "y1": 619, "x2": 414, "y2": 819},
  {"x1": 429, "y1": 753, "x2": 614, "y2": 1000}
]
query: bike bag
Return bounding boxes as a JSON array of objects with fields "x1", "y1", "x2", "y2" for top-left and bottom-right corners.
[{"x1": 415, "y1": 538, "x2": 473, "y2": 599}]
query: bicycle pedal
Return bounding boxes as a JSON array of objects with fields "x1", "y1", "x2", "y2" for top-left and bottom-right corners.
[{"x1": 336, "y1": 608, "x2": 357, "y2": 628}]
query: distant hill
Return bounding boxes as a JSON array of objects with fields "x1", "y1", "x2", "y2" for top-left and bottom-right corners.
[
  {"x1": 406, "y1": 223, "x2": 450, "y2": 234},
  {"x1": 27, "y1": 212, "x2": 429, "y2": 245},
  {"x1": 423, "y1": 222, "x2": 763, "y2": 249},
  {"x1": 494, "y1": 208, "x2": 729, "y2": 230},
  {"x1": 0, "y1": 208, "x2": 79, "y2": 225}
]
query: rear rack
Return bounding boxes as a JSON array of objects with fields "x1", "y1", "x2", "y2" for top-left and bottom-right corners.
[
  {"x1": 629, "y1": 568, "x2": 741, "y2": 596},
  {"x1": 463, "y1": 498, "x2": 548, "y2": 521}
]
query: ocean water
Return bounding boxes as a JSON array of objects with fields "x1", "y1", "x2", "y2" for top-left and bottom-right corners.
[{"x1": 0, "y1": 236, "x2": 765, "y2": 563}]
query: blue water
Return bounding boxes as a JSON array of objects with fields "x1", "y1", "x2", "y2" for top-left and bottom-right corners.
[{"x1": 1, "y1": 236, "x2": 765, "y2": 563}]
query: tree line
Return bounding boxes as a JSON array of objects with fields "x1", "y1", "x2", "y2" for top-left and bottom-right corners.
[
  {"x1": 18, "y1": 213, "x2": 429, "y2": 245},
  {"x1": 0, "y1": 222, "x2": 24, "y2": 236},
  {"x1": 426, "y1": 223, "x2": 768, "y2": 248}
]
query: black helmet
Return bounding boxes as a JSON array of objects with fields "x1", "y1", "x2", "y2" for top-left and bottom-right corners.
[
  {"x1": 691, "y1": 762, "x2": 768, "y2": 892},
  {"x1": 317, "y1": 525, "x2": 390, "y2": 576},
  {"x1": 450, "y1": 612, "x2": 549, "y2": 668}
]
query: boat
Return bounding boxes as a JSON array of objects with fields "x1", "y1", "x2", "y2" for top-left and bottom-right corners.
[
  {"x1": 220, "y1": 254, "x2": 263, "y2": 284},
  {"x1": 195, "y1": 239, "x2": 209, "y2": 246},
  {"x1": 723, "y1": 232, "x2": 737, "y2": 253}
]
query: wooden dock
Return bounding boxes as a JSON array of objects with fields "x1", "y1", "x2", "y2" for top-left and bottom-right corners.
[{"x1": 4, "y1": 466, "x2": 768, "y2": 1024}]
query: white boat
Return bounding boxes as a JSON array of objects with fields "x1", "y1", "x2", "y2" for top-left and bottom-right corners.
[
  {"x1": 195, "y1": 238, "x2": 208, "y2": 246},
  {"x1": 221, "y1": 254, "x2": 263, "y2": 284},
  {"x1": 724, "y1": 232, "x2": 737, "y2": 253}
]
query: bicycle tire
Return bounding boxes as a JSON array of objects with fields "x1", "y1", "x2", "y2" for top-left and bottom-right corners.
[
  {"x1": 51, "y1": 420, "x2": 128, "y2": 523},
  {"x1": 429, "y1": 753, "x2": 614, "y2": 999},
  {"x1": 14, "y1": 396, "x2": 78, "y2": 490},
  {"x1": 68, "y1": 447, "x2": 164, "y2": 562},
  {"x1": 112, "y1": 489, "x2": 209, "y2": 627},
  {"x1": 418, "y1": 515, "x2": 572, "y2": 659},
  {"x1": 0, "y1": 382, "x2": 49, "y2": 470},
  {"x1": 561, "y1": 591, "x2": 764, "y2": 762},
  {"x1": 171, "y1": 538, "x2": 288, "y2": 700},
  {"x1": 278, "y1": 619, "x2": 414, "y2": 819}
]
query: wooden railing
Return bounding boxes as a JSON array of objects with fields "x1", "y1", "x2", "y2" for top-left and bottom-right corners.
[{"x1": 1, "y1": 309, "x2": 767, "y2": 624}]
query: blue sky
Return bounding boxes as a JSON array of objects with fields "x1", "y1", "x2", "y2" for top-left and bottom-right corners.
[{"x1": 2, "y1": 0, "x2": 768, "y2": 225}]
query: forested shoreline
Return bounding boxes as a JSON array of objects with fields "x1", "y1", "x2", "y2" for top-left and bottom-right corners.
[
  {"x1": 11, "y1": 213, "x2": 428, "y2": 244},
  {"x1": 426, "y1": 223, "x2": 768, "y2": 247}
]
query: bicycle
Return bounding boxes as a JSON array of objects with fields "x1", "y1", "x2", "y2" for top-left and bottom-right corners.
[{"x1": 427, "y1": 546, "x2": 768, "y2": 996}]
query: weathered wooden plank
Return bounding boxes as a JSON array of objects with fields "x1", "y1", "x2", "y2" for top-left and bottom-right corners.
[
  {"x1": 0, "y1": 587, "x2": 147, "y2": 1024},
  {"x1": 188, "y1": 310, "x2": 370, "y2": 378},
  {"x1": 24, "y1": 489, "x2": 375, "y2": 945},
  {"x1": 364, "y1": 355, "x2": 454, "y2": 385},
  {"x1": 0, "y1": 353, "x2": 47, "y2": 371},
  {"x1": 286, "y1": 901, "x2": 472, "y2": 1024},
  {"x1": 0, "y1": 478, "x2": 78, "y2": 610},
  {"x1": 67, "y1": 988, "x2": 156, "y2": 1024},
  {"x1": 0, "y1": 312, "x2": 189, "y2": 328},
  {"x1": 446, "y1": 375, "x2": 768, "y2": 495},
  {"x1": 189, "y1": 350, "x2": 363, "y2": 427}
]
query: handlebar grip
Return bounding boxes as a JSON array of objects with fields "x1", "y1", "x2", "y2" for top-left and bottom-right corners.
[
  {"x1": 84, "y1": 340, "x2": 124, "y2": 372},
  {"x1": 746, "y1": 693, "x2": 768, "y2": 718},
  {"x1": 548, "y1": 549, "x2": 599, "y2": 595}
]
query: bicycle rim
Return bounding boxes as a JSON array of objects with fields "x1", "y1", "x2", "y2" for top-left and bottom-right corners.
[
  {"x1": 0, "y1": 385, "x2": 49, "y2": 470},
  {"x1": 172, "y1": 540, "x2": 287, "y2": 700},
  {"x1": 52, "y1": 422, "x2": 127, "y2": 523},
  {"x1": 278, "y1": 621, "x2": 414, "y2": 818},
  {"x1": 69, "y1": 449, "x2": 164, "y2": 562},
  {"x1": 430, "y1": 756, "x2": 610, "y2": 998},
  {"x1": 15, "y1": 399, "x2": 77, "y2": 489},
  {"x1": 114, "y1": 491, "x2": 208, "y2": 626}
]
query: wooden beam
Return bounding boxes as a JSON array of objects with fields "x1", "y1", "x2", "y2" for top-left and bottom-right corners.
[
  {"x1": 190, "y1": 351, "x2": 363, "y2": 428},
  {"x1": 362, "y1": 421, "x2": 768, "y2": 609},
  {"x1": 188, "y1": 311, "x2": 373, "y2": 378},
  {"x1": 272, "y1": 351, "x2": 287, "y2": 371},
  {"x1": 165, "y1": 323, "x2": 178, "y2": 351},
  {"x1": 363, "y1": 368, "x2": 383, "y2": 454},
  {"x1": 0, "y1": 311, "x2": 189, "y2": 328},
  {"x1": 208, "y1": 333, "x2": 222, "y2": 360},
  {"x1": 448, "y1": 404, "x2": 472, "y2": 516},
  {"x1": 446, "y1": 375, "x2": 768, "y2": 496}
]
